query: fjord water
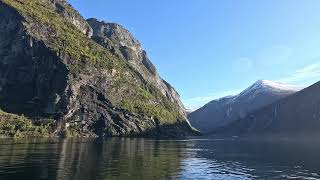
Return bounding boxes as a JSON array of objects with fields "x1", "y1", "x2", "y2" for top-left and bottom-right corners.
[{"x1": 0, "y1": 138, "x2": 319, "y2": 180}]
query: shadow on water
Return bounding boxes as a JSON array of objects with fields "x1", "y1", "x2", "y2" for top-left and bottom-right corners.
[
  {"x1": 0, "y1": 137, "x2": 320, "y2": 180},
  {"x1": 0, "y1": 138, "x2": 185, "y2": 180}
]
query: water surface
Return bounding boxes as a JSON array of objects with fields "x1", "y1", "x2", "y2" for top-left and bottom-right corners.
[{"x1": 0, "y1": 137, "x2": 319, "y2": 180}]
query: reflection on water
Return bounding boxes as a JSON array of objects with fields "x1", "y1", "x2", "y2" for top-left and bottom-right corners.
[
  {"x1": 178, "y1": 138, "x2": 320, "y2": 180},
  {"x1": 0, "y1": 138, "x2": 320, "y2": 180},
  {"x1": 0, "y1": 138, "x2": 183, "y2": 180}
]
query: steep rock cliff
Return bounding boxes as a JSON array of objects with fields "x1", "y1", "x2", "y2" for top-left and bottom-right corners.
[
  {"x1": 0, "y1": 0, "x2": 195, "y2": 137},
  {"x1": 87, "y1": 18, "x2": 186, "y2": 117}
]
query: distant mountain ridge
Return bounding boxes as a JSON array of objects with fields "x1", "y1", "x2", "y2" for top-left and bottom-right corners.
[
  {"x1": 215, "y1": 81, "x2": 320, "y2": 135},
  {"x1": 188, "y1": 80, "x2": 301, "y2": 134}
]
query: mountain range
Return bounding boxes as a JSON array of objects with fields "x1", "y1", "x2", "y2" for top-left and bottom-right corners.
[
  {"x1": 0, "y1": 0, "x2": 318, "y2": 138},
  {"x1": 188, "y1": 80, "x2": 302, "y2": 134},
  {"x1": 215, "y1": 81, "x2": 320, "y2": 136}
]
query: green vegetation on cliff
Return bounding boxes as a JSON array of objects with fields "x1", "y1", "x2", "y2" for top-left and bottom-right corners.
[
  {"x1": 3, "y1": 0, "x2": 118, "y2": 70},
  {"x1": 112, "y1": 80, "x2": 183, "y2": 124},
  {"x1": 0, "y1": 110, "x2": 54, "y2": 137},
  {"x1": 2, "y1": 0, "x2": 185, "y2": 125}
]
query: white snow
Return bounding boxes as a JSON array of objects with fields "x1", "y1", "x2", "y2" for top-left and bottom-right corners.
[
  {"x1": 203, "y1": 80, "x2": 303, "y2": 107},
  {"x1": 239, "y1": 80, "x2": 303, "y2": 97},
  {"x1": 257, "y1": 80, "x2": 302, "y2": 91}
]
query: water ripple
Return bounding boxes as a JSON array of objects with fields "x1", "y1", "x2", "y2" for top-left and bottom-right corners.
[{"x1": 0, "y1": 138, "x2": 319, "y2": 180}]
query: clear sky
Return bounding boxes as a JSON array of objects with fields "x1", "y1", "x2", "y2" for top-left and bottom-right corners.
[{"x1": 68, "y1": 0, "x2": 320, "y2": 110}]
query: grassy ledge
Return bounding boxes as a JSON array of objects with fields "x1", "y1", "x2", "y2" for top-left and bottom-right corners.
[{"x1": 0, "y1": 110, "x2": 54, "y2": 138}]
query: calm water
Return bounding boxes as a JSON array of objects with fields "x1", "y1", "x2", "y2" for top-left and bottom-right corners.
[{"x1": 0, "y1": 137, "x2": 320, "y2": 180}]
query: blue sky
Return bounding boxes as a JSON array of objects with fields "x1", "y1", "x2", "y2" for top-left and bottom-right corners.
[{"x1": 68, "y1": 0, "x2": 320, "y2": 110}]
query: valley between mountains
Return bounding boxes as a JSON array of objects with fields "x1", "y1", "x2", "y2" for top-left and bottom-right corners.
[{"x1": 0, "y1": 0, "x2": 319, "y2": 138}]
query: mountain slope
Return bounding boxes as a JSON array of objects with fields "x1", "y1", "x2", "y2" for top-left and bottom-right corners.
[
  {"x1": 188, "y1": 80, "x2": 300, "y2": 134},
  {"x1": 86, "y1": 18, "x2": 186, "y2": 117},
  {"x1": 215, "y1": 81, "x2": 320, "y2": 135},
  {"x1": 0, "y1": 0, "x2": 196, "y2": 137}
]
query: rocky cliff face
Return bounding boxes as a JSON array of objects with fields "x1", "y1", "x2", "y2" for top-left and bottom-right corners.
[
  {"x1": 0, "y1": 0, "x2": 195, "y2": 137},
  {"x1": 49, "y1": 0, "x2": 93, "y2": 37},
  {"x1": 87, "y1": 18, "x2": 186, "y2": 117}
]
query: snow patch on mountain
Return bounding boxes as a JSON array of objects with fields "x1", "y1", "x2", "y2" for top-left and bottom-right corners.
[
  {"x1": 188, "y1": 80, "x2": 304, "y2": 134},
  {"x1": 239, "y1": 80, "x2": 303, "y2": 97}
]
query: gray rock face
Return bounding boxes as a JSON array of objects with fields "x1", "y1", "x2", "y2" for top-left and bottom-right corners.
[
  {"x1": 0, "y1": 0, "x2": 196, "y2": 137},
  {"x1": 0, "y1": 3, "x2": 69, "y2": 118},
  {"x1": 49, "y1": 0, "x2": 93, "y2": 37},
  {"x1": 216, "y1": 81, "x2": 320, "y2": 136},
  {"x1": 87, "y1": 18, "x2": 186, "y2": 117},
  {"x1": 188, "y1": 80, "x2": 300, "y2": 134}
]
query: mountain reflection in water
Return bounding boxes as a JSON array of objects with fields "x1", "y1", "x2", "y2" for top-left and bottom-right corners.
[{"x1": 0, "y1": 137, "x2": 319, "y2": 180}]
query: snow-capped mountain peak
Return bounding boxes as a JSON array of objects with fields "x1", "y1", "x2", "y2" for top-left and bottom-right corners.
[
  {"x1": 256, "y1": 80, "x2": 302, "y2": 91},
  {"x1": 239, "y1": 80, "x2": 302, "y2": 97},
  {"x1": 188, "y1": 79, "x2": 305, "y2": 134}
]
